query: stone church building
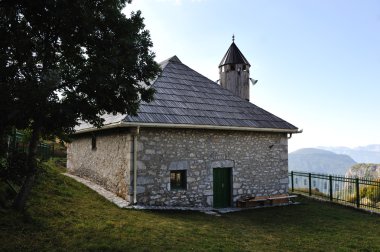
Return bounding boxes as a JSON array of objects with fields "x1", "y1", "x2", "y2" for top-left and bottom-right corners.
[{"x1": 67, "y1": 40, "x2": 299, "y2": 208}]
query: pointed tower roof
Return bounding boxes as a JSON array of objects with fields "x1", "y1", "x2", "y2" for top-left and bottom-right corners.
[{"x1": 219, "y1": 41, "x2": 251, "y2": 67}]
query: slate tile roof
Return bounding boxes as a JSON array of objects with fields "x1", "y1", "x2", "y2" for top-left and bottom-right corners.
[{"x1": 76, "y1": 56, "x2": 297, "y2": 132}]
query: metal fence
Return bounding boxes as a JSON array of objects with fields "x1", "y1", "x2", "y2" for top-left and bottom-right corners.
[
  {"x1": 289, "y1": 171, "x2": 380, "y2": 213},
  {"x1": 6, "y1": 130, "x2": 54, "y2": 160}
]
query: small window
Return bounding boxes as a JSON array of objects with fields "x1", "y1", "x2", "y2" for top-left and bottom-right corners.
[
  {"x1": 91, "y1": 135, "x2": 97, "y2": 150},
  {"x1": 324, "y1": 182, "x2": 327, "y2": 190},
  {"x1": 304, "y1": 179, "x2": 307, "y2": 186},
  {"x1": 170, "y1": 170, "x2": 186, "y2": 190},
  {"x1": 242, "y1": 65, "x2": 247, "y2": 71},
  {"x1": 230, "y1": 65, "x2": 235, "y2": 71}
]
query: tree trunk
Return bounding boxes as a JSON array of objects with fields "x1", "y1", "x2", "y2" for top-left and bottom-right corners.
[
  {"x1": 12, "y1": 126, "x2": 41, "y2": 211},
  {"x1": 0, "y1": 129, "x2": 6, "y2": 156}
]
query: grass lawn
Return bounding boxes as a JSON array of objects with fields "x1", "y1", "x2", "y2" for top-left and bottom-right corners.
[{"x1": 1, "y1": 159, "x2": 379, "y2": 252}]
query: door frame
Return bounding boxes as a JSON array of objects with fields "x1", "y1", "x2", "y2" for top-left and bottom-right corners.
[{"x1": 213, "y1": 167, "x2": 232, "y2": 208}]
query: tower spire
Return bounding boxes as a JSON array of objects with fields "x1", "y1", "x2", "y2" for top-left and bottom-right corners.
[{"x1": 218, "y1": 38, "x2": 252, "y2": 101}]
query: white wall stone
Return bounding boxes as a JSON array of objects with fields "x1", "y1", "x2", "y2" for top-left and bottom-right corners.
[
  {"x1": 67, "y1": 131, "x2": 132, "y2": 201},
  {"x1": 67, "y1": 127, "x2": 289, "y2": 207},
  {"x1": 134, "y1": 128, "x2": 289, "y2": 207}
]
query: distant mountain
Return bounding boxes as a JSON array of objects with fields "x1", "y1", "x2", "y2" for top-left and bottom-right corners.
[
  {"x1": 319, "y1": 145, "x2": 380, "y2": 163},
  {"x1": 289, "y1": 148, "x2": 356, "y2": 175},
  {"x1": 345, "y1": 163, "x2": 380, "y2": 179}
]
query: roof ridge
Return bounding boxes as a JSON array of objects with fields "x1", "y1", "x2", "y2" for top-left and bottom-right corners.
[
  {"x1": 167, "y1": 62, "x2": 237, "y2": 96},
  {"x1": 158, "y1": 55, "x2": 182, "y2": 66},
  {"x1": 152, "y1": 61, "x2": 283, "y2": 112}
]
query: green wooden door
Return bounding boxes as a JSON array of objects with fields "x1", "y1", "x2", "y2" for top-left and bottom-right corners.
[{"x1": 213, "y1": 168, "x2": 231, "y2": 208}]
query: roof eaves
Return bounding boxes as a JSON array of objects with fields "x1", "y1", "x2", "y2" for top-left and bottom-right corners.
[
  {"x1": 73, "y1": 121, "x2": 124, "y2": 134},
  {"x1": 119, "y1": 121, "x2": 300, "y2": 133},
  {"x1": 73, "y1": 121, "x2": 300, "y2": 135}
]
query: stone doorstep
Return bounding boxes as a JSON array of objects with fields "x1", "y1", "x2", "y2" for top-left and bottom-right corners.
[{"x1": 62, "y1": 173, "x2": 298, "y2": 214}]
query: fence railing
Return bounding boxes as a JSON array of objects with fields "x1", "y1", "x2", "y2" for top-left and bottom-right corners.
[
  {"x1": 289, "y1": 171, "x2": 380, "y2": 213},
  {"x1": 6, "y1": 130, "x2": 54, "y2": 160}
]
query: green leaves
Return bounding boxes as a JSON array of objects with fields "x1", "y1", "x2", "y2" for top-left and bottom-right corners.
[{"x1": 0, "y1": 0, "x2": 160, "y2": 135}]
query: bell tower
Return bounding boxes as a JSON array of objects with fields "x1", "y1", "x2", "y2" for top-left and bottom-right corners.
[{"x1": 219, "y1": 36, "x2": 252, "y2": 101}]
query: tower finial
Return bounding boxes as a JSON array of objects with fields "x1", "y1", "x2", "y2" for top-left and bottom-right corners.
[{"x1": 232, "y1": 34, "x2": 235, "y2": 42}]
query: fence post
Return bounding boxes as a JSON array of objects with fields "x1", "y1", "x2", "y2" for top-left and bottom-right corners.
[
  {"x1": 329, "y1": 175, "x2": 333, "y2": 201},
  {"x1": 355, "y1": 178, "x2": 360, "y2": 208},
  {"x1": 308, "y1": 173, "x2": 312, "y2": 196},
  {"x1": 291, "y1": 171, "x2": 294, "y2": 192}
]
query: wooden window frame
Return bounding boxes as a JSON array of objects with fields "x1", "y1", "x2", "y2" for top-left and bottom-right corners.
[{"x1": 170, "y1": 170, "x2": 187, "y2": 191}]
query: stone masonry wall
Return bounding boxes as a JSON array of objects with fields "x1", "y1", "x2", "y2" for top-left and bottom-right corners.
[
  {"x1": 67, "y1": 131, "x2": 132, "y2": 201},
  {"x1": 135, "y1": 128, "x2": 289, "y2": 207}
]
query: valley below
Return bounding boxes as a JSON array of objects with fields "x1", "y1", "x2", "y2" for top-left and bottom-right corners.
[{"x1": 289, "y1": 144, "x2": 380, "y2": 178}]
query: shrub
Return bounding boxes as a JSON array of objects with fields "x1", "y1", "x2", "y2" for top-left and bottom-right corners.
[
  {"x1": 345, "y1": 194, "x2": 357, "y2": 204},
  {"x1": 0, "y1": 181, "x2": 17, "y2": 208},
  {"x1": 359, "y1": 179, "x2": 380, "y2": 204},
  {"x1": 0, "y1": 152, "x2": 28, "y2": 185},
  {"x1": 365, "y1": 186, "x2": 380, "y2": 202},
  {"x1": 360, "y1": 187, "x2": 367, "y2": 198},
  {"x1": 0, "y1": 151, "x2": 29, "y2": 208}
]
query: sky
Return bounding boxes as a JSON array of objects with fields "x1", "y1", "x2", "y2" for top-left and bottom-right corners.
[{"x1": 125, "y1": 0, "x2": 380, "y2": 152}]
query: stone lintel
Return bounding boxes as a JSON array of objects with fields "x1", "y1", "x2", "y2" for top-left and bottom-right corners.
[
  {"x1": 210, "y1": 159, "x2": 235, "y2": 169},
  {"x1": 169, "y1": 160, "x2": 189, "y2": 170}
]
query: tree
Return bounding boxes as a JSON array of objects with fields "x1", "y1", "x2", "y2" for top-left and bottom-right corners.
[{"x1": 0, "y1": 0, "x2": 160, "y2": 211}]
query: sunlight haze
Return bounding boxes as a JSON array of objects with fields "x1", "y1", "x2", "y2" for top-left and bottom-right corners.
[{"x1": 126, "y1": 0, "x2": 380, "y2": 152}]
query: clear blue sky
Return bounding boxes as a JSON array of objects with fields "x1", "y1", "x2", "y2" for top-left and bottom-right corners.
[{"x1": 126, "y1": 0, "x2": 380, "y2": 152}]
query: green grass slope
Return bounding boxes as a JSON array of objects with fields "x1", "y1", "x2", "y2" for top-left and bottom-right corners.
[{"x1": 1, "y1": 159, "x2": 379, "y2": 251}]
